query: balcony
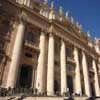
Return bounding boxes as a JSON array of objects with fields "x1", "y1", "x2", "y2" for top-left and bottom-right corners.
[
  {"x1": 67, "y1": 56, "x2": 76, "y2": 64},
  {"x1": 24, "y1": 40, "x2": 39, "y2": 51}
]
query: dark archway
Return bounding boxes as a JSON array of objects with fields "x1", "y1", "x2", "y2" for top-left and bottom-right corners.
[
  {"x1": 54, "y1": 80, "x2": 59, "y2": 94},
  {"x1": 19, "y1": 64, "x2": 33, "y2": 88},
  {"x1": 67, "y1": 75, "x2": 73, "y2": 94},
  {"x1": 90, "y1": 82, "x2": 95, "y2": 96}
]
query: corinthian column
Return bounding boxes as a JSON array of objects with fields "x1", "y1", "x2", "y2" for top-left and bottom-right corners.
[
  {"x1": 36, "y1": 32, "x2": 46, "y2": 93},
  {"x1": 74, "y1": 47, "x2": 82, "y2": 95},
  {"x1": 47, "y1": 34, "x2": 54, "y2": 96},
  {"x1": 60, "y1": 40, "x2": 67, "y2": 95},
  {"x1": 6, "y1": 21, "x2": 25, "y2": 88},
  {"x1": 93, "y1": 60, "x2": 100, "y2": 96},
  {"x1": 82, "y1": 51, "x2": 91, "y2": 97}
]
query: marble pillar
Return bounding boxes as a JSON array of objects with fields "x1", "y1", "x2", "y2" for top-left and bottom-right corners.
[
  {"x1": 6, "y1": 21, "x2": 25, "y2": 88},
  {"x1": 93, "y1": 60, "x2": 100, "y2": 96},
  {"x1": 74, "y1": 47, "x2": 82, "y2": 95},
  {"x1": 36, "y1": 32, "x2": 46, "y2": 93},
  {"x1": 47, "y1": 34, "x2": 54, "y2": 96},
  {"x1": 82, "y1": 51, "x2": 91, "y2": 97},
  {"x1": 60, "y1": 40, "x2": 67, "y2": 95}
]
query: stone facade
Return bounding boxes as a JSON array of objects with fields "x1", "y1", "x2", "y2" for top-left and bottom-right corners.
[{"x1": 0, "y1": 0, "x2": 100, "y2": 99}]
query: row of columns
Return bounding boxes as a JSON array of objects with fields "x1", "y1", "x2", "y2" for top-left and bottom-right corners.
[
  {"x1": 6, "y1": 21, "x2": 100, "y2": 97},
  {"x1": 36, "y1": 32, "x2": 100, "y2": 96}
]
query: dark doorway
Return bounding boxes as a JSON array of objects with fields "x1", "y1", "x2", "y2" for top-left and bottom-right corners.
[
  {"x1": 90, "y1": 82, "x2": 95, "y2": 96},
  {"x1": 67, "y1": 75, "x2": 73, "y2": 94},
  {"x1": 19, "y1": 64, "x2": 33, "y2": 88},
  {"x1": 82, "y1": 83, "x2": 85, "y2": 95},
  {"x1": 54, "y1": 80, "x2": 59, "y2": 94}
]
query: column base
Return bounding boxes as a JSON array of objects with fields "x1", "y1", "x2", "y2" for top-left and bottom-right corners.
[
  {"x1": 47, "y1": 92, "x2": 54, "y2": 96},
  {"x1": 36, "y1": 88, "x2": 46, "y2": 95}
]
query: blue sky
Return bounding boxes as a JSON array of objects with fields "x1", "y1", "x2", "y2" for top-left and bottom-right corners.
[{"x1": 48, "y1": 0, "x2": 100, "y2": 39}]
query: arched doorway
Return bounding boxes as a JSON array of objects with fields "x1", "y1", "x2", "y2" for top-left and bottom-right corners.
[{"x1": 19, "y1": 64, "x2": 33, "y2": 88}]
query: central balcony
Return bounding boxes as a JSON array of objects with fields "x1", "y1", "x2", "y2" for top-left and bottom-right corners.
[{"x1": 24, "y1": 40, "x2": 39, "y2": 51}]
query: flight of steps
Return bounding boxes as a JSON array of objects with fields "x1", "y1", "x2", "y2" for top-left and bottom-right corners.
[{"x1": 0, "y1": 96, "x2": 100, "y2": 100}]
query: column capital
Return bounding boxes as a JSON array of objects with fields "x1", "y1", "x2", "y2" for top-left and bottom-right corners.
[
  {"x1": 61, "y1": 39, "x2": 65, "y2": 46},
  {"x1": 19, "y1": 11, "x2": 28, "y2": 25},
  {"x1": 74, "y1": 46, "x2": 78, "y2": 50},
  {"x1": 61, "y1": 39, "x2": 65, "y2": 44},
  {"x1": 40, "y1": 29, "x2": 48, "y2": 35},
  {"x1": 48, "y1": 33, "x2": 55, "y2": 37},
  {"x1": 82, "y1": 50, "x2": 85, "y2": 55},
  {"x1": 40, "y1": 31, "x2": 46, "y2": 35}
]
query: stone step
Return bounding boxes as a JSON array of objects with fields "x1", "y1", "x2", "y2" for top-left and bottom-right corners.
[
  {"x1": 1, "y1": 96, "x2": 100, "y2": 100},
  {"x1": 0, "y1": 96, "x2": 88, "y2": 100}
]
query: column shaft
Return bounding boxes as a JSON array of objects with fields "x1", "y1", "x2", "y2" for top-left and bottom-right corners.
[
  {"x1": 74, "y1": 48, "x2": 82, "y2": 95},
  {"x1": 60, "y1": 40, "x2": 67, "y2": 94},
  {"x1": 82, "y1": 51, "x2": 91, "y2": 97},
  {"x1": 47, "y1": 34, "x2": 54, "y2": 95},
  {"x1": 36, "y1": 32, "x2": 46, "y2": 93},
  {"x1": 93, "y1": 60, "x2": 100, "y2": 96},
  {"x1": 6, "y1": 21, "x2": 25, "y2": 88}
]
